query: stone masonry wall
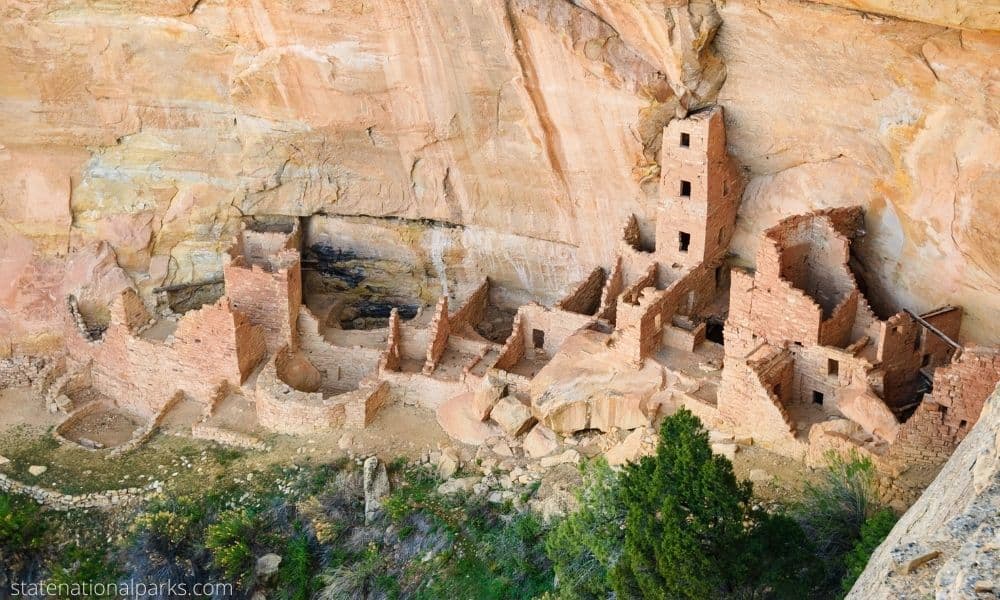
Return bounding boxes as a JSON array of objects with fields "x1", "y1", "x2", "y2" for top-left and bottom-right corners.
[
  {"x1": 888, "y1": 348, "x2": 1000, "y2": 468},
  {"x1": 449, "y1": 279, "x2": 490, "y2": 331},
  {"x1": 422, "y1": 296, "x2": 450, "y2": 374},
  {"x1": 297, "y1": 308, "x2": 381, "y2": 392},
  {"x1": 493, "y1": 311, "x2": 526, "y2": 372},
  {"x1": 597, "y1": 255, "x2": 624, "y2": 324},
  {"x1": 718, "y1": 344, "x2": 801, "y2": 457},
  {"x1": 224, "y1": 250, "x2": 301, "y2": 354},
  {"x1": 66, "y1": 296, "x2": 266, "y2": 417},
  {"x1": 379, "y1": 308, "x2": 402, "y2": 372},
  {"x1": 0, "y1": 356, "x2": 45, "y2": 388},
  {"x1": 556, "y1": 268, "x2": 605, "y2": 316}
]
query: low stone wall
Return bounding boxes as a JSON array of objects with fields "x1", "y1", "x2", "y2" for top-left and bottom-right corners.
[
  {"x1": 345, "y1": 381, "x2": 389, "y2": 429},
  {"x1": 107, "y1": 391, "x2": 184, "y2": 458},
  {"x1": 191, "y1": 424, "x2": 267, "y2": 451},
  {"x1": 0, "y1": 356, "x2": 46, "y2": 388},
  {"x1": 0, "y1": 473, "x2": 157, "y2": 511}
]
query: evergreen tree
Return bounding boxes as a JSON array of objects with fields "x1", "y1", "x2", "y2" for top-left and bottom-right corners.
[{"x1": 609, "y1": 409, "x2": 820, "y2": 599}]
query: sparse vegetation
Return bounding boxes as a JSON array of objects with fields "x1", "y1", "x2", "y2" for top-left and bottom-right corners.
[
  {"x1": 792, "y1": 451, "x2": 896, "y2": 596},
  {"x1": 0, "y1": 421, "x2": 898, "y2": 600}
]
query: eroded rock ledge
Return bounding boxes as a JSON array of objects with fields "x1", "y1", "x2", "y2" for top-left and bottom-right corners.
[{"x1": 848, "y1": 385, "x2": 1000, "y2": 599}]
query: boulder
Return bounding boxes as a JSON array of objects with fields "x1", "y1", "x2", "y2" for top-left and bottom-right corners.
[
  {"x1": 491, "y1": 396, "x2": 535, "y2": 436},
  {"x1": 605, "y1": 428, "x2": 647, "y2": 466},
  {"x1": 436, "y1": 392, "x2": 502, "y2": 445},
  {"x1": 28, "y1": 465, "x2": 47, "y2": 476},
  {"x1": 436, "y1": 447, "x2": 460, "y2": 480},
  {"x1": 363, "y1": 456, "x2": 390, "y2": 524},
  {"x1": 540, "y1": 449, "x2": 581, "y2": 468},
  {"x1": 255, "y1": 553, "x2": 282, "y2": 580},
  {"x1": 437, "y1": 476, "x2": 480, "y2": 495},
  {"x1": 473, "y1": 372, "x2": 506, "y2": 421},
  {"x1": 710, "y1": 442, "x2": 737, "y2": 461},
  {"x1": 523, "y1": 424, "x2": 559, "y2": 458}
]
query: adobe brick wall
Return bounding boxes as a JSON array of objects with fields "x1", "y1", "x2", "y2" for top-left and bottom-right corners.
[
  {"x1": 597, "y1": 255, "x2": 624, "y2": 324},
  {"x1": 224, "y1": 250, "x2": 301, "y2": 354},
  {"x1": 379, "y1": 308, "x2": 402, "y2": 373},
  {"x1": 556, "y1": 268, "x2": 605, "y2": 316},
  {"x1": 516, "y1": 304, "x2": 595, "y2": 357},
  {"x1": 449, "y1": 279, "x2": 490, "y2": 330},
  {"x1": 422, "y1": 296, "x2": 450, "y2": 374},
  {"x1": 65, "y1": 296, "x2": 266, "y2": 417},
  {"x1": 888, "y1": 348, "x2": 1000, "y2": 468},
  {"x1": 493, "y1": 311, "x2": 526, "y2": 372},
  {"x1": 297, "y1": 307, "x2": 381, "y2": 392}
]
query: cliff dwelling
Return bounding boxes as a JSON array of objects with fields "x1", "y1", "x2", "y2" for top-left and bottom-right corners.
[{"x1": 2, "y1": 102, "x2": 993, "y2": 516}]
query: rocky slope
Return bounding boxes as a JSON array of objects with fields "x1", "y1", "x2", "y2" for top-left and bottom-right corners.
[
  {"x1": 848, "y1": 385, "x2": 1000, "y2": 599},
  {"x1": 1, "y1": 0, "x2": 997, "y2": 353}
]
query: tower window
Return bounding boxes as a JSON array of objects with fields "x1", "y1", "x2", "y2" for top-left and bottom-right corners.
[
  {"x1": 680, "y1": 132, "x2": 690, "y2": 147},
  {"x1": 678, "y1": 231, "x2": 691, "y2": 253},
  {"x1": 812, "y1": 390, "x2": 824, "y2": 405},
  {"x1": 680, "y1": 180, "x2": 692, "y2": 197},
  {"x1": 827, "y1": 358, "x2": 839, "y2": 376}
]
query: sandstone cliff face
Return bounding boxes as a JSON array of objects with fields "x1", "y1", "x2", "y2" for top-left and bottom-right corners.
[
  {"x1": 0, "y1": 0, "x2": 997, "y2": 352},
  {"x1": 848, "y1": 385, "x2": 1000, "y2": 599}
]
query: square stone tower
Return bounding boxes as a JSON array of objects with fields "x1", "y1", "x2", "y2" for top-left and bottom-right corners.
[{"x1": 655, "y1": 106, "x2": 738, "y2": 270}]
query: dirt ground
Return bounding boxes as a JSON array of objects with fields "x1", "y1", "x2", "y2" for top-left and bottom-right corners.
[
  {"x1": 61, "y1": 406, "x2": 142, "y2": 448},
  {"x1": 0, "y1": 384, "x2": 906, "y2": 511}
]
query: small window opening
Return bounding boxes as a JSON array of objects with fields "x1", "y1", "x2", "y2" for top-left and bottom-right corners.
[
  {"x1": 680, "y1": 132, "x2": 690, "y2": 147},
  {"x1": 827, "y1": 358, "x2": 839, "y2": 377},
  {"x1": 812, "y1": 390, "x2": 825, "y2": 405},
  {"x1": 532, "y1": 328, "x2": 545, "y2": 349},
  {"x1": 678, "y1": 231, "x2": 691, "y2": 253},
  {"x1": 680, "y1": 180, "x2": 692, "y2": 197},
  {"x1": 921, "y1": 353, "x2": 931, "y2": 367},
  {"x1": 913, "y1": 332, "x2": 922, "y2": 352},
  {"x1": 959, "y1": 419, "x2": 968, "y2": 429},
  {"x1": 774, "y1": 383, "x2": 782, "y2": 398},
  {"x1": 715, "y1": 266, "x2": 723, "y2": 287}
]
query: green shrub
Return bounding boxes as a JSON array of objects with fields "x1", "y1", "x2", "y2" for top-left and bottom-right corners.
[
  {"x1": 794, "y1": 452, "x2": 881, "y2": 590},
  {"x1": 841, "y1": 508, "x2": 897, "y2": 595},
  {"x1": 204, "y1": 508, "x2": 258, "y2": 589},
  {"x1": 609, "y1": 409, "x2": 820, "y2": 599},
  {"x1": 0, "y1": 491, "x2": 47, "y2": 552},
  {"x1": 545, "y1": 459, "x2": 623, "y2": 599},
  {"x1": 46, "y1": 544, "x2": 121, "y2": 600},
  {"x1": 277, "y1": 530, "x2": 317, "y2": 600}
]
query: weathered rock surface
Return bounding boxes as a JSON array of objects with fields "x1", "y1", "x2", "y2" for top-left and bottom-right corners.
[
  {"x1": 362, "y1": 456, "x2": 389, "y2": 525},
  {"x1": 523, "y1": 424, "x2": 560, "y2": 458},
  {"x1": 490, "y1": 396, "x2": 535, "y2": 437},
  {"x1": 0, "y1": 0, "x2": 996, "y2": 355},
  {"x1": 531, "y1": 330, "x2": 660, "y2": 433},
  {"x1": 848, "y1": 386, "x2": 1000, "y2": 599}
]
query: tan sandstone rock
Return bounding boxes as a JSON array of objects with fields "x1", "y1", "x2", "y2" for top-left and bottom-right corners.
[
  {"x1": 523, "y1": 424, "x2": 560, "y2": 459},
  {"x1": 491, "y1": 396, "x2": 535, "y2": 437}
]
